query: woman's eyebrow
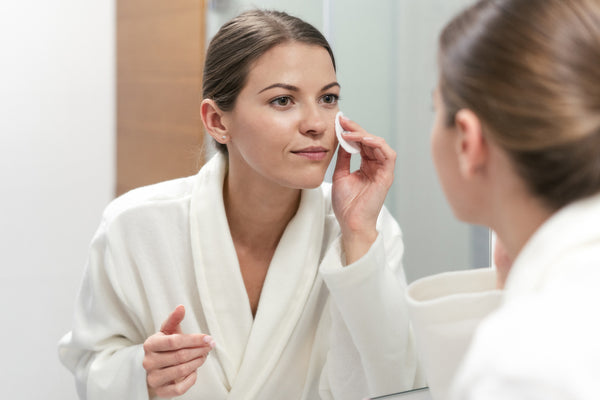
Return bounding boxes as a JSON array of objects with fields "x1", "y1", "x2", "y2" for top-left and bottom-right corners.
[
  {"x1": 321, "y1": 82, "x2": 340, "y2": 91},
  {"x1": 258, "y1": 81, "x2": 341, "y2": 94},
  {"x1": 258, "y1": 83, "x2": 299, "y2": 94}
]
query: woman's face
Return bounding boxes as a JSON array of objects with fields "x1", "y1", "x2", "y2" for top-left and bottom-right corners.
[{"x1": 223, "y1": 42, "x2": 339, "y2": 190}]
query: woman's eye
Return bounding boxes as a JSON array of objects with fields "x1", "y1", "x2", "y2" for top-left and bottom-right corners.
[
  {"x1": 321, "y1": 94, "x2": 339, "y2": 105},
  {"x1": 271, "y1": 96, "x2": 291, "y2": 107}
]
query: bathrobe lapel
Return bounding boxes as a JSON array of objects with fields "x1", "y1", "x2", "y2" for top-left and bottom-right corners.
[
  {"x1": 190, "y1": 154, "x2": 254, "y2": 388},
  {"x1": 228, "y1": 186, "x2": 325, "y2": 400},
  {"x1": 190, "y1": 154, "x2": 326, "y2": 397}
]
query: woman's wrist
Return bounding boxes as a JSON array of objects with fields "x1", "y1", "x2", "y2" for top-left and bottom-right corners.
[{"x1": 341, "y1": 229, "x2": 378, "y2": 265}]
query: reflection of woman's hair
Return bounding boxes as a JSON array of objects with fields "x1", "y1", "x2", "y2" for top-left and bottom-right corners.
[
  {"x1": 439, "y1": 0, "x2": 600, "y2": 210},
  {"x1": 203, "y1": 10, "x2": 336, "y2": 154}
]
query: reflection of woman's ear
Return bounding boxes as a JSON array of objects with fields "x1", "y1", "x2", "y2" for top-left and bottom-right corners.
[
  {"x1": 454, "y1": 109, "x2": 488, "y2": 178},
  {"x1": 201, "y1": 99, "x2": 230, "y2": 144}
]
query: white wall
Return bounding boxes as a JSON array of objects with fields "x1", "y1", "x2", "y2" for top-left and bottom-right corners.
[
  {"x1": 0, "y1": 1, "x2": 115, "y2": 398},
  {"x1": 206, "y1": 0, "x2": 323, "y2": 47}
]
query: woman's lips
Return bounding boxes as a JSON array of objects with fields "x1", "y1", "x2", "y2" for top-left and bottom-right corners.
[{"x1": 292, "y1": 147, "x2": 328, "y2": 161}]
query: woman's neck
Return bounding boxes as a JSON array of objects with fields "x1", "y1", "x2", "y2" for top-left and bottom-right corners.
[
  {"x1": 483, "y1": 145, "x2": 555, "y2": 263},
  {"x1": 489, "y1": 183, "x2": 554, "y2": 263},
  {"x1": 223, "y1": 172, "x2": 301, "y2": 251}
]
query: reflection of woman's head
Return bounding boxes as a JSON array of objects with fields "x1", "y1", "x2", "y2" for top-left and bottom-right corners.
[
  {"x1": 438, "y1": 0, "x2": 600, "y2": 210},
  {"x1": 203, "y1": 10, "x2": 336, "y2": 154}
]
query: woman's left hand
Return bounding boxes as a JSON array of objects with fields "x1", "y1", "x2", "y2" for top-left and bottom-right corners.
[{"x1": 332, "y1": 115, "x2": 396, "y2": 264}]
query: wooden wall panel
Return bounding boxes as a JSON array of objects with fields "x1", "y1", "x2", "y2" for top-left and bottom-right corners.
[{"x1": 117, "y1": 0, "x2": 206, "y2": 196}]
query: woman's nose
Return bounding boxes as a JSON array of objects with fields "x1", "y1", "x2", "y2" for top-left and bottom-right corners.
[{"x1": 299, "y1": 105, "x2": 327, "y2": 136}]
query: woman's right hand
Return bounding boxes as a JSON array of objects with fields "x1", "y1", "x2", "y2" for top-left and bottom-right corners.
[{"x1": 143, "y1": 305, "x2": 216, "y2": 398}]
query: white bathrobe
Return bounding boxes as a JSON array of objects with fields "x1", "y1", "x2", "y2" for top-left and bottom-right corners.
[
  {"x1": 59, "y1": 153, "x2": 422, "y2": 400},
  {"x1": 407, "y1": 192, "x2": 600, "y2": 400}
]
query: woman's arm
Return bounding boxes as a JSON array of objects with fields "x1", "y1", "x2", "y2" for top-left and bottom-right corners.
[
  {"x1": 58, "y1": 223, "x2": 151, "y2": 400},
  {"x1": 320, "y1": 208, "x2": 423, "y2": 399},
  {"x1": 59, "y1": 220, "x2": 213, "y2": 399}
]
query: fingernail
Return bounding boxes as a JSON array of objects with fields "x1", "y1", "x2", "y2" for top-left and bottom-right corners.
[
  {"x1": 210, "y1": 340, "x2": 217, "y2": 348},
  {"x1": 203, "y1": 335, "x2": 213, "y2": 344},
  {"x1": 363, "y1": 136, "x2": 375, "y2": 141},
  {"x1": 340, "y1": 115, "x2": 350, "y2": 122}
]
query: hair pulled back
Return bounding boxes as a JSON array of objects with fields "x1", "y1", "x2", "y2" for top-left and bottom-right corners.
[
  {"x1": 439, "y1": 0, "x2": 600, "y2": 210},
  {"x1": 202, "y1": 10, "x2": 336, "y2": 154}
]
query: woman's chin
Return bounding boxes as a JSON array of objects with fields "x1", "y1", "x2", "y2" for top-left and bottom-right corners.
[{"x1": 289, "y1": 173, "x2": 327, "y2": 190}]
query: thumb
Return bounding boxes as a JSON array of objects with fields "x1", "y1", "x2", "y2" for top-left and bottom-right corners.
[
  {"x1": 332, "y1": 146, "x2": 352, "y2": 182},
  {"x1": 160, "y1": 304, "x2": 185, "y2": 335}
]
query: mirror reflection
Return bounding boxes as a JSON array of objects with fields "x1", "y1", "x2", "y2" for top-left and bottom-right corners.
[
  {"x1": 207, "y1": 0, "x2": 490, "y2": 285},
  {"x1": 60, "y1": 6, "x2": 430, "y2": 399},
  {"x1": 2, "y1": 1, "x2": 492, "y2": 399}
]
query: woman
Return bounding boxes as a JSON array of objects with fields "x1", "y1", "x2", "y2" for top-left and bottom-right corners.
[
  {"x1": 58, "y1": 10, "x2": 421, "y2": 400},
  {"x1": 409, "y1": 0, "x2": 600, "y2": 399}
]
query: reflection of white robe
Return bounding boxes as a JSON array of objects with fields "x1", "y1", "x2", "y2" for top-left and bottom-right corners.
[
  {"x1": 408, "y1": 192, "x2": 600, "y2": 400},
  {"x1": 58, "y1": 153, "x2": 422, "y2": 400}
]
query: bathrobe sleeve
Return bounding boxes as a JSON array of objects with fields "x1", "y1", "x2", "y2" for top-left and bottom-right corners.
[
  {"x1": 58, "y1": 217, "x2": 151, "y2": 400},
  {"x1": 319, "y1": 206, "x2": 424, "y2": 399},
  {"x1": 406, "y1": 268, "x2": 501, "y2": 400}
]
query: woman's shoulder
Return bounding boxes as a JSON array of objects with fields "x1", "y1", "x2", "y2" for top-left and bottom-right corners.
[{"x1": 102, "y1": 175, "x2": 197, "y2": 226}]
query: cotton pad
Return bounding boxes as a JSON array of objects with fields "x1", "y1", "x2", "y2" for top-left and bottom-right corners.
[{"x1": 335, "y1": 111, "x2": 361, "y2": 154}]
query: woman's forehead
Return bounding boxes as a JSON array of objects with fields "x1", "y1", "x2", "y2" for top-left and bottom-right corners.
[{"x1": 245, "y1": 42, "x2": 337, "y2": 91}]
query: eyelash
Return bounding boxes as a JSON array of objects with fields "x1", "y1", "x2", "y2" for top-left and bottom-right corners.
[
  {"x1": 269, "y1": 93, "x2": 340, "y2": 108},
  {"x1": 271, "y1": 96, "x2": 293, "y2": 107}
]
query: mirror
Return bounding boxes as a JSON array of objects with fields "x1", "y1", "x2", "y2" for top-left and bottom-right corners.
[
  {"x1": 208, "y1": 0, "x2": 488, "y2": 397},
  {"x1": 208, "y1": 0, "x2": 489, "y2": 283},
  {"x1": 4, "y1": 1, "x2": 488, "y2": 399}
]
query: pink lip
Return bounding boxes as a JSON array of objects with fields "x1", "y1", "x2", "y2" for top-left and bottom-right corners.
[{"x1": 292, "y1": 146, "x2": 328, "y2": 161}]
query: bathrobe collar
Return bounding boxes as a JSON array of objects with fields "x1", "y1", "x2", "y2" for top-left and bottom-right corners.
[
  {"x1": 189, "y1": 153, "x2": 325, "y2": 397},
  {"x1": 505, "y1": 191, "x2": 600, "y2": 298}
]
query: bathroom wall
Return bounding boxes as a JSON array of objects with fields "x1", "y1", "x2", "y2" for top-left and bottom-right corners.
[{"x1": 0, "y1": 1, "x2": 115, "y2": 398}]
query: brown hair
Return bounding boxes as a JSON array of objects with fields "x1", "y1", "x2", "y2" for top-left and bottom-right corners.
[
  {"x1": 202, "y1": 9, "x2": 336, "y2": 154},
  {"x1": 438, "y1": 0, "x2": 600, "y2": 210}
]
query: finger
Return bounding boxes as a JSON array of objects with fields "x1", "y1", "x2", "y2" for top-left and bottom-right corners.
[
  {"x1": 145, "y1": 345, "x2": 212, "y2": 370},
  {"x1": 155, "y1": 370, "x2": 198, "y2": 398},
  {"x1": 338, "y1": 114, "x2": 365, "y2": 134},
  {"x1": 338, "y1": 115, "x2": 371, "y2": 150},
  {"x1": 161, "y1": 305, "x2": 186, "y2": 335},
  {"x1": 373, "y1": 147, "x2": 387, "y2": 163},
  {"x1": 337, "y1": 115, "x2": 366, "y2": 150},
  {"x1": 145, "y1": 333, "x2": 214, "y2": 353},
  {"x1": 360, "y1": 137, "x2": 397, "y2": 170},
  {"x1": 147, "y1": 354, "x2": 207, "y2": 389},
  {"x1": 340, "y1": 131, "x2": 386, "y2": 155},
  {"x1": 332, "y1": 146, "x2": 352, "y2": 181},
  {"x1": 357, "y1": 137, "x2": 381, "y2": 162}
]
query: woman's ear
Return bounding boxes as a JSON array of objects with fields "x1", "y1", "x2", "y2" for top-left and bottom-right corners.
[
  {"x1": 454, "y1": 109, "x2": 488, "y2": 179},
  {"x1": 201, "y1": 99, "x2": 230, "y2": 144}
]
